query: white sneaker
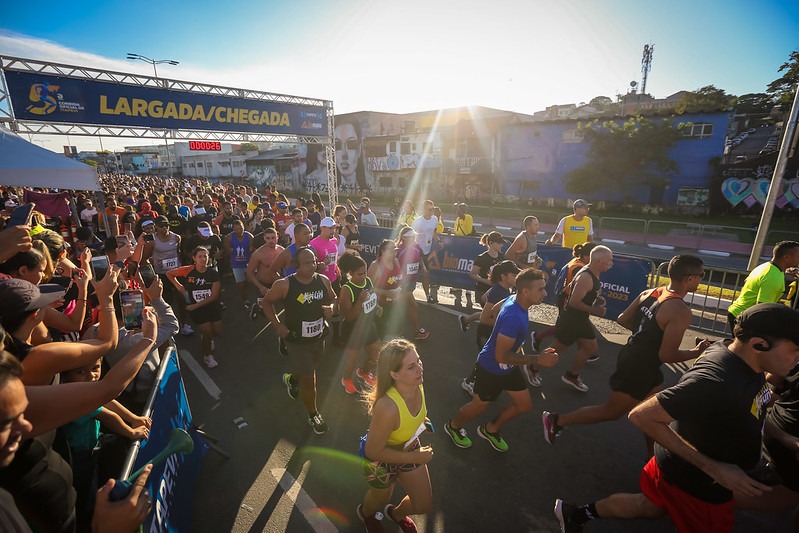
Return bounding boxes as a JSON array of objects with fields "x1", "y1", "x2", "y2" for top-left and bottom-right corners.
[
  {"x1": 180, "y1": 323, "x2": 194, "y2": 336},
  {"x1": 562, "y1": 372, "x2": 588, "y2": 392},
  {"x1": 522, "y1": 366, "x2": 542, "y2": 387},
  {"x1": 204, "y1": 355, "x2": 218, "y2": 368},
  {"x1": 461, "y1": 378, "x2": 474, "y2": 396}
]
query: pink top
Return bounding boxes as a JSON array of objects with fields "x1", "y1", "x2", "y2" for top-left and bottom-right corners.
[{"x1": 309, "y1": 235, "x2": 339, "y2": 282}]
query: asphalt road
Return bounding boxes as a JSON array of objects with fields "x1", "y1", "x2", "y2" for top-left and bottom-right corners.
[{"x1": 179, "y1": 282, "x2": 790, "y2": 532}]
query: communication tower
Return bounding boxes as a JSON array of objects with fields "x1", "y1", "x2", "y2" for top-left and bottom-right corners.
[{"x1": 641, "y1": 43, "x2": 654, "y2": 95}]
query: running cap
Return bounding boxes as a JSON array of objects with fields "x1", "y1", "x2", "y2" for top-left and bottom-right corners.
[
  {"x1": 737, "y1": 303, "x2": 799, "y2": 345},
  {"x1": 197, "y1": 225, "x2": 213, "y2": 237},
  {"x1": 0, "y1": 279, "x2": 66, "y2": 319},
  {"x1": 319, "y1": 217, "x2": 336, "y2": 228},
  {"x1": 492, "y1": 260, "x2": 521, "y2": 277},
  {"x1": 276, "y1": 202, "x2": 288, "y2": 209},
  {"x1": 573, "y1": 199, "x2": 592, "y2": 209}
]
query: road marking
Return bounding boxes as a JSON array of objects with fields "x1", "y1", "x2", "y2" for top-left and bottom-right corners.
[
  {"x1": 698, "y1": 249, "x2": 730, "y2": 257},
  {"x1": 178, "y1": 349, "x2": 222, "y2": 400},
  {"x1": 602, "y1": 238, "x2": 625, "y2": 245},
  {"x1": 647, "y1": 243, "x2": 675, "y2": 250},
  {"x1": 270, "y1": 467, "x2": 337, "y2": 533},
  {"x1": 233, "y1": 416, "x2": 248, "y2": 430}
]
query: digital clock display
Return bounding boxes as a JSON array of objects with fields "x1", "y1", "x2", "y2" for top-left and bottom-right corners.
[{"x1": 189, "y1": 141, "x2": 222, "y2": 151}]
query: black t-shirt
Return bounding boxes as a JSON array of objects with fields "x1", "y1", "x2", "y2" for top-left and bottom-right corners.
[
  {"x1": 0, "y1": 487, "x2": 31, "y2": 532},
  {"x1": 654, "y1": 341, "x2": 771, "y2": 503},
  {"x1": 473, "y1": 251, "x2": 504, "y2": 291},
  {"x1": 308, "y1": 211, "x2": 322, "y2": 236},
  {"x1": 167, "y1": 212, "x2": 188, "y2": 236},
  {"x1": 181, "y1": 266, "x2": 220, "y2": 304},
  {"x1": 218, "y1": 214, "x2": 241, "y2": 236},
  {"x1": 767, "y1": 366, "x2": 799, "y2": 437},
  {"x1": 284, "y1": 274, "x2": 327, "y2": 343},
  {"x1": 182, "y1": 234, "x2": 222, "y2": 266}
]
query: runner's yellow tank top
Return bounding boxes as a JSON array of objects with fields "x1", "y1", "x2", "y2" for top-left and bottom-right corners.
[{"x1": 385, "y1": 385, "x2": 427, "y2": 447}]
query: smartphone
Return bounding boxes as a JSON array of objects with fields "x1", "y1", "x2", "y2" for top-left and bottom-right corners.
[
  {"x1": 124, "y1": 223, "x2": 133, "y2": 234},
  {"x1": 90, "y1": 255, "x2": 110, "y2": 281},
  {"x1": 120, "y1": 290, "x2": 144, "y2": 330},
  {"x1": 139, "y1": 262, "x2": 156, "y2": 288},
  {"x1": 126, "y1": 260, "x2": 139, "y2": 278},
  {"x1": 143, "y1": 233, "x2": 154, "y2": 242},
  {"x1": 116, "y1": 235, "x2": 129, "y2": 248},
  {"x1": 6, "y1": 202, "x2": 36, "y2": 227},
  {"x1": 194, "y1": 207, "x2": 206, "y2": 215}
]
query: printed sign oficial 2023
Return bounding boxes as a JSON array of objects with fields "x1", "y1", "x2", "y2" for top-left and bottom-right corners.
[{"x1": 3, "y1": 70, "x2": 328, "y2": 136}]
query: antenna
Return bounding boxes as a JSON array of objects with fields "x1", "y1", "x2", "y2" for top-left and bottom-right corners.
[{"x1": 641, "y1": 43, "x2": 654, "y2": 95}]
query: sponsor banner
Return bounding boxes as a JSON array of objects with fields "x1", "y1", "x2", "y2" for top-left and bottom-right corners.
[
  {"x1": 133, "y1": 349, "x2": 208, "y2": 532},
  {"x1": 3, "y1": 70, "x2": 328, "y2": 136},
  {"x1": 359, "y1": 226, "x2": 651, "y2": 318}
]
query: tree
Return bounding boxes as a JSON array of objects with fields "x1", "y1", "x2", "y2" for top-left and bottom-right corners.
[
  {"x1": 236, "y1": 142, "x2": 260, "y2": 152},
  {"x1": 675, "y1": 85, "x2": 736, "y2": 114},
  {"x1": 735, "y1": 93, "x2": 774, "y2": 116},
  {"x1": 767, "y1": 50, "x2": 799, "y2": 110},
  {"x1": 589, "y1": 96, "x2": 613, "y2": 109},
  {"x1": 565, "y1": 116, "x2": 686, "y2": 195}
]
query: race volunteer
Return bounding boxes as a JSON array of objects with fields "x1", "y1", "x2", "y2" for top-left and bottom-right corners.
[{"x1": 546, "y1": 199, "x2": 594, "y2": 249}]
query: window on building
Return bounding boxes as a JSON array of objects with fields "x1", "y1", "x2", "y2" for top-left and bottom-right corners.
[
  {"x1": 400, "y1": 143, "x2": 411, "y2": 155},
  {"x1": 365, "y1": 144, "x2": 385, "y2": 158},
  {"x1": 398, "y1": 177, "x2": 407, "y2": 188},
  {"x1": 379, "y1": 176, "x2": 392, "y2": 188},
  {"x1": 562, "y1": 129, "x2": 585, "y2": 143},
  {"x1": 681, "y1": 123, "x2": 714, "y2": 138}
]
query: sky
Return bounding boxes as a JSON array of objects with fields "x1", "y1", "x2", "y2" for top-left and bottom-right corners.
[{"x1": 1, "y1": 0, "x2": 797, "y2": 153}]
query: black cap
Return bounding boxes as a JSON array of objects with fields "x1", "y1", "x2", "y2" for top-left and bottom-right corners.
[
  {"x1": 737, "y1": 303, "x2": 799, "y2": 345},
  {"x1": 492, "y1": 260, "x2": 521, "y2": 277},
  {"x1": 0, "y1": 279, "x2": 66, "y2": 320}
]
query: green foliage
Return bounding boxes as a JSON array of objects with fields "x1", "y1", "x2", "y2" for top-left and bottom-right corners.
[
  {"x1": 735, "y1": 93, "x2": 774, "y2": 116},
  {"x1": 236, "y1": 142, "x2": 260, "y2": 152},
  {"x1": 565, "y1": 116, "x2": 684, "y2": 195},
  {"x1": 83, "y1": 159, "x2": 99, "y2": 167},
  {"x1": 766, "y1": 50, "x2": 799, "y2": 110},
  {"x1": 675, "y1": 85, "x2": 735, "y2": 114}
]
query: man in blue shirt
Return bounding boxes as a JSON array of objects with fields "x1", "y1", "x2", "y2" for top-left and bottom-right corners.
[{"x1": 444, "y1": 268, "x2": 559, "y2": 452}]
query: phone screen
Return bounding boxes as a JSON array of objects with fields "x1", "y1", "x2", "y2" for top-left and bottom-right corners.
[
  {"x1": 90, "y1": 255, "x2": 110, "y2": 281},
  {"x1": 139, "y1": 263, "x2": 156, "y2": 288},
  {"x1": 120, "y1": 290, "x2": 144, "y2": 329},
  {"x1": 143, "y1": 233, "x2": 154, "y2": 242},
  {"x1": 124, "y1": 223, "x2": 133, "y2": 234},
  {"x1": 6, "y1": 203, "x2": 35, "y2": 227},
  {"x1": 194, "y1": 207, "x2": 206, "y2": 215}
]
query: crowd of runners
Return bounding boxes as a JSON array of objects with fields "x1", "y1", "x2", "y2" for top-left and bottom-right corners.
[{"x1": 1, "y1": 175, "x2": 799, "y2": 532}]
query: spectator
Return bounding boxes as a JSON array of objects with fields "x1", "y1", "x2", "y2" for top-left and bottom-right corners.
[
  {"x1": 359, "y1": 197, "x2": 379, "y2": 227},
  {"x1": 453, "y1": 203, "x2": 474, "y2": 236},
  {"x1": 546, "y1": 199, "x2": 594, "y2": 249}
]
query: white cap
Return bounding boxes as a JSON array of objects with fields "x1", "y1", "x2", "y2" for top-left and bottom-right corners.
[
  {"x1": 198, "y1": 226, "x2": 212, "y2": 237},
  {"x1": 319, "y1": 217, "x2": 336, "y2": 228}
]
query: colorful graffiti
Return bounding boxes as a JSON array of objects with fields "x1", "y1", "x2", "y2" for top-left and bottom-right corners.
[{"x1": 721, "y1": 177, "x2": 799, "y2": 208}]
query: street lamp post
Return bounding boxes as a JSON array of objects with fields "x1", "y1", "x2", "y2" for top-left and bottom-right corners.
[{"x1": 126, "y1": 53, "x2": 179, "y2": 177}]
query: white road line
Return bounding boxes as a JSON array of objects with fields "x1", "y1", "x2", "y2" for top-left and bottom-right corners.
[
  {"x1": 270, "y1": 468, "x2": 338, "y2": 533},
  {"x1": 178, "y1": 349, "x2": 222, "y2": 400}
]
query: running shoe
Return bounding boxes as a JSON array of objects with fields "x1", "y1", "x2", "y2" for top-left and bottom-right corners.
[
  {"x1": 342, "y1": 378, "x2": 358, "y2": 395},
  {"x1": 554, "y1": 499, "x2": 584, "y2": 533},
  {"x1": 444, "y1": 421, "x2": 472, "y2": 448},
  {"x1": 586, "y1": 354, "x2": 600, "y2": 363},
  {"x1": 414, "y1": 328, "x2": 430, "y2": 340},
  {"x1": 357, "y1": 504, "x2": 385, "y2": 533},
  {"x1": 180, "y1": 323, "x2": 194, "y2": 336},
  {"x1": 542, "y1": 411, "x2": 561, "y2": 444},
  {"x1": 204, "y1": 355, "x2": 218, "y2": 369},
  {"x1": 308, "y1": 413, "x2": 328, "y2": 435},
  {"x1": 384, "y1": 504, "x2": 417, "y2": 533},
  {"x1": 250, "y1": 299, "x2": 262, "y2": 320},
  {"x1": 458, "y1": 315, "x2": 468, "y2": 332},
  {"x1": 426, "y1": 294, "x2": 435, "y2": 304},
  {"x1": 282, "y1": 373, "x2": 298, "y2": 400},
  {"x1": 356, "y1": 368, "x2": 376, "y2": 387},
  {"x1": 278, "y1": 337, "x2": 288, "y2": 357},
  {"x1": 461, "y1": 378, "x2": 474, "y2": 396},
  {"x1": 562, "y1": 372, "x2": 589, "y2": 392},
  {"x1": 522, "y1": 365, "x2": 542, "y2": 387},
  {"x1": 477, "y1": 424, "x2": 508, "y2": 452}
]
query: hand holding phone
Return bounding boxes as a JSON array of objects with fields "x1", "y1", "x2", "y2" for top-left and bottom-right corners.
[
  {"x1": 90, "y1": 255, "x2": 110, "y2": 281},
  {"x1": 138, "y1": 263, "x2": 157, "y2": 288},
  {"x1": 120, "y1": 290, "x2": 144, "y2": 330}
]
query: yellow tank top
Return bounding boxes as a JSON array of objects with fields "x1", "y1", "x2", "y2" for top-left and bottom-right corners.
[
  {"x1": 385, "y1": 385, "x2": 427, "y2": 447},
  {"x1": 562, "y1": 215, "x2": 592, "y2": 249}
]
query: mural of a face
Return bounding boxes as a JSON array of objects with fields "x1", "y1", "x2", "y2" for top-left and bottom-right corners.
[{"x1": 335, "y1": 122, "x2": 360, "y2": 185}]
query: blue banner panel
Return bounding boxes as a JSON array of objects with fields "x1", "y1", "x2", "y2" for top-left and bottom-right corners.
[
  {"x1": 3, "y1": 70, "x2": 328, "y2": 136},
  {"x1": 358, "y1": 227, "x2": 651, "y2": 320},
  {"x1": 134, "y1": 350, "x2": 208, "y2": 532}
]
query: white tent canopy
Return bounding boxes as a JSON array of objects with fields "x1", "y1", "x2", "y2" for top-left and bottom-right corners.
[{"x1": 0, "y1": 127, "x2": 100, "y2": 191}]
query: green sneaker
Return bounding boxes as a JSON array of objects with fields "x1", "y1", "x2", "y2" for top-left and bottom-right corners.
[
  {"x1": 444, "y1": 421, "x2": 472, "y2": 448},
  {"x1": 282, "y1": 373, "x2": 298, "y2": 400},
  {"x1": 478, "y1": 424, "x2": 508, "y2": 452}
]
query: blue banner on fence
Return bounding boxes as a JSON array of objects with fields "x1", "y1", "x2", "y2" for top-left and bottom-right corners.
[
  {"x1": 358, "y1": 226, "x2": 651, "y2": 319},
  {"x1": 133, "y1": 349, "x2": 208, "y2": 532},
  {"x1": 3, "y1": 70, "x2": 328, "y2": 136}
]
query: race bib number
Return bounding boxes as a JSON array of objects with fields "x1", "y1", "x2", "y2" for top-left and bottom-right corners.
[
  {"x1": 326, "y1": 252, "x2": 337, "y2": 265},
  {"x1": 362, "y1": 292, "x2": 377, "y2": 314},
  {"x1": 527, "y1": 252, "x2": 537, "y2": 264},
  {"x1": 302, "y1": 318, "x2": 324, "y2": 338},
  {"x1": 161, "y1": 257, "x2": 178, "y2": 270},
  {"x1": 406, "y1": 262, "x2": 419, "y2": 275},
  {"x1": 192, "y1": 289, "x2": 212, "y2": 302},
  {"x1": 426, "y1": 237, "x2": 432, "y2": 247}
]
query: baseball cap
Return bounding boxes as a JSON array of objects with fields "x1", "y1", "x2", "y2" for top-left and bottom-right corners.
[
  {"x1": 400, "y1": 228, "x2": 417, "y2": 238},
  {"x1": 573, "y1": 199, "x2": 592, "y2": 209},
  {"x1": 141, "y1": 219, "x2": 155, "y2": 228},
  {"x1": 276, "y1": 202, "x2": 288, "y2": 209},
  {"x1": 0, "y1": 279, "x2": 66, "y2": 320},
  {"x1": 493, "y1": 260, "x2": 521, "y2": 277},
  {"x1": 5, "y1": 200, "x2": 18, "y2": 208},
  {"x1": 737, "y1": 303, "x2": 799, "y2": 345},
  {"x1": 319, "y1": 217, "x2": 336, "y2": 228},
  {"x1": 197, "y1": 224, "x2": 213, "y2": 237}
]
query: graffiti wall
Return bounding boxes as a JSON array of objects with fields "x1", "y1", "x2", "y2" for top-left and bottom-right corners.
[{"x1": 711, "y1": 156, "x2": 799, "y2": 214}]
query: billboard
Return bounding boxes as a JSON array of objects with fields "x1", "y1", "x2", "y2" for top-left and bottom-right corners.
[{"x1": 3, "y1": 70, "x2": 328, "y2": 136}]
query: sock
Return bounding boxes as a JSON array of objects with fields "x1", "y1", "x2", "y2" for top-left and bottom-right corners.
[{"x1": 573, "y1": 503, "x2": 599, "y2": 526}]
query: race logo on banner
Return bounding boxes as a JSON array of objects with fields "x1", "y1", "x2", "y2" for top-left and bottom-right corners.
[{"x1": 133, "y1": 349, "x2": 208, "y2": 532}]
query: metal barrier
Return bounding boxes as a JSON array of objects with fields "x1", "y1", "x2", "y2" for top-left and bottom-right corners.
[{"x1": 597, "y1": 217, "x2": 647, "y2": 246}]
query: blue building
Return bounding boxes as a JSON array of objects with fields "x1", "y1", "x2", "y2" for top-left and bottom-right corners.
[{"x1": 498, "y1": 112, "x2": 731, "y2": 206}]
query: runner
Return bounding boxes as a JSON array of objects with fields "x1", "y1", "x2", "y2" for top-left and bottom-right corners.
[
  {"x1": 444, "y1": 269, "x2": 558, "y2": 452},
  {"x1": 337, "y1": 252, "x2": 380, "y2": 394},
  {"x1": 549, "y1": 245, "x2": 613, "y2": 392},
  {"x1": 245, "y1": 227, "x2": 284, "y2": 319},
  {"x1": 224, "y1": 219, "x2": 253, "y2": 309},
  {"x1": 507, "y1": 216, "x2": 543, "y2": 270},
  {"x1": 411, "y1": 200, "x2": 441, "y2": 304},
  {"x1": 309, "y1": 217, "x2": 343, "y2": 345},
  {"x1": 555, "y1": 303, "x2": 799, "y2": 533},
  {"x1": 395, "y1": 227, "x2": 430, "y2": 341},
  {"x1": 358, "y1": 338, "x2": 433, "y2": 533},
  {"x1": 460, "y1": 260, "x2": 520, "y2": 396},
  {"x1": 261, "y1": 247, "x2": 336, "y2": 434},
  {"x1": 368, "y1": 239, "x2": 405, "y2": 341},
  {"x1": 167, "y1": 246, "x2": 222, "y2": 368},
  {"x1": 267, "y1": 223, "x2": 312, "y2": 280},
  {"x1": 458, "y1": 231, "x2": 505, "y2": 331},
  {"x1": 543, "y1": 255, "x2": 712, "y2": 447},
  {"x1": 142, "y1": 215, "x2": 187, "y2": 332},
  {"x1": 546, "y1": 199, "x2": 594, "y2": 249}
]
